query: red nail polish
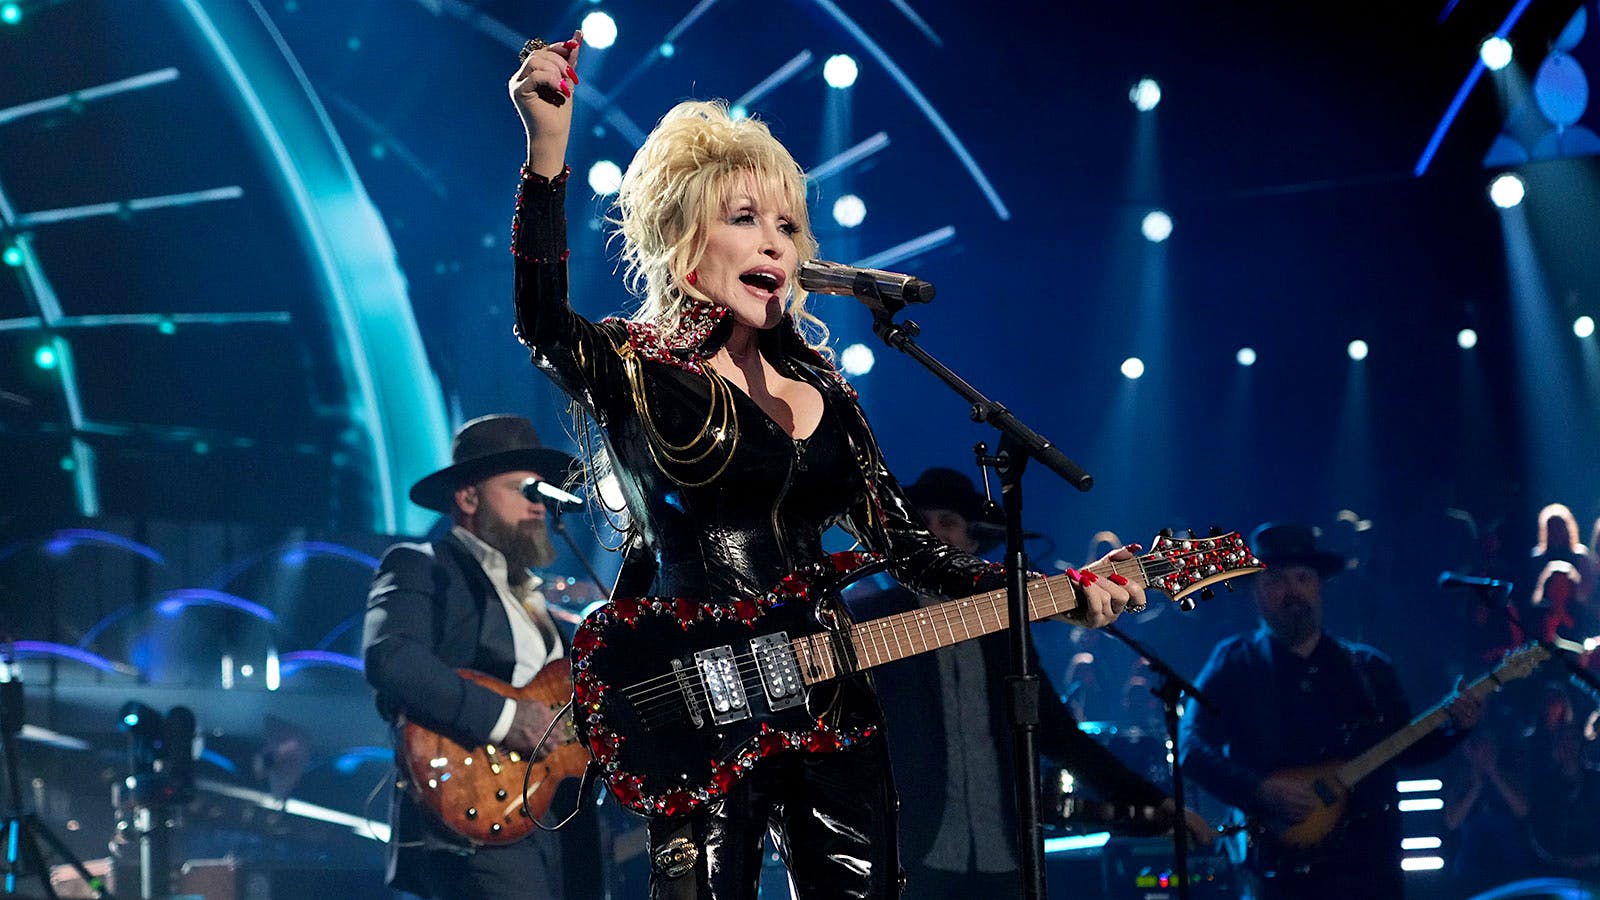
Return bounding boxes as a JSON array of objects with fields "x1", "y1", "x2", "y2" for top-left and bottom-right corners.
[
  {"x1": 564, "y1": 39, "x2": 580, "y2": 49},
  {"x1": 1063, "y1": 568, "x2": 1080, "y2": 583},
  {"x1": 559, "y1": 78, "x2": 571, "y2": 96},
  {"x1": 1108, "y1": 573, "x2": 1129, "y2": 586},
  {"x1": 567, "y1": 66, "x2": 580, "y2": 85},
  {"x1": 1081, "y1": 571, "x2": 1100, "y2": 585}
]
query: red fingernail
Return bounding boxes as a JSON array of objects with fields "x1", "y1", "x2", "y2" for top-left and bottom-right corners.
[
  {"x1": 1125, "y1": 543, "x2": 1143, "y2": 553},
  {"x1": 1081, "y1": 571, "x2": 1100, "y2": 585},
  {"x1": 567, "y1": 66, "x2": 580, "y2": 85},
  {"x1": 560, "y1": 78, "x2": 571, "y2": 96},
  {"x1": 1108, "y1": 573, "x2": 1129, "y2": 586},
  {"x1": 564, "y1": 39, "x2": 580, "y2": 49},
  {"x1": 1064, "y1": 568, "x2": 1080, "y2": 583}
]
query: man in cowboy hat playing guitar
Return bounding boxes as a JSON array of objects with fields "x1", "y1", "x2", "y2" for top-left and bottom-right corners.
[
  {"x1": 1179, "y1": 522, "x2": 1484, "y2": 899},
  {"x1": 363, "y1": 415, "x2": 585, "y2": 899}
]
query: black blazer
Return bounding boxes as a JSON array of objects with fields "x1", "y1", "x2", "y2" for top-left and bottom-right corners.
[{"x1": 361, "y1": 531, "x2": 565, "y2": 889}]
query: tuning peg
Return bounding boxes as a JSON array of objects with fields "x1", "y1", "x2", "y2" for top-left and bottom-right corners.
[
  {"x1": 1201, "y1": 587, "x2": 1215, "y2": 602},
  {"x1": 1186, "y1": 528, "x2": 1198, "y2": 539},
  {"x1": 1179, "y1": 597, "x2": 1197, "y2": 612},
  {"x1": 1160, "y1": 528, "x2": 1174, "y2": 539},
  {"x1": 1209, "y1": 525, "x2": 1222, "y2": 537}
]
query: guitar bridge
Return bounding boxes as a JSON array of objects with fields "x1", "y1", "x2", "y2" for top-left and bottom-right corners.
[
  {"x1": 669, "y1": 658, "x2": 705, "y2": 728},
  {"x1": 750, "y1": 633, "x2": 804, "y2": 711},
  {"x1": 693, "y1": 646, "x2": 750, "y2": 725}
]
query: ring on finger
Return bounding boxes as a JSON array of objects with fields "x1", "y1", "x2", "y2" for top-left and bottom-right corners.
[{"x1": 520, "y1": 37, "x2": 549, "y2": 60}]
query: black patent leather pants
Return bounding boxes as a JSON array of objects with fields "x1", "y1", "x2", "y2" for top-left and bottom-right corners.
[{"x1": 647, "y1": 740, "x2": 900, "y2": 899}]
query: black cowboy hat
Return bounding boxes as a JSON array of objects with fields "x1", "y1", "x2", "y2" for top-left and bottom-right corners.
[
  {"x1": 1249, "y1": 522, "x2": 1347, "y2": 578},
  {"x1": 904, "y1": 467, "x2": 1007, "y2": 553},
  {"x1": 409, "y1": 415, "x2": 577, "y2": 513}
]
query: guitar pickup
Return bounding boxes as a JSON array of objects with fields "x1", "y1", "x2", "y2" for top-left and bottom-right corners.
[
  {"x1": 750, "y1": 633, "x2": 804, "y2": 711},
  {"x1": 693, "y1": 645, "x2": 750, "y2": 725}
]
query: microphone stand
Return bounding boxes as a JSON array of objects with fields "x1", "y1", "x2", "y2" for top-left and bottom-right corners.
[
  {"x1": 1463, "y1": 579, "x2": 1600, "y2": 705},
  {"x1": 870, "y1": 308, "x2": 1092, "y2": 900},
  {"x1": 1103, "y1": 624, "x2": 1220, "y2": 900}
]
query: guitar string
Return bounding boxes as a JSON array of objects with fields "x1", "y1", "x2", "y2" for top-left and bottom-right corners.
[
  {"x1": 624, "y1": 547, "x2": 1247, "y2": 729},
  {"x1": 610, "y1": 545, "x2": 1244, "y2": 722},
  {"x1": 609, "y1": 546, "x2": 1233, "y2": 709}
]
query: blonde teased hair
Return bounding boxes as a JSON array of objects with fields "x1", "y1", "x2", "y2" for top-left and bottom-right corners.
[{"x1": 610, "y1": 100, "x2": 830, "y2": 354}]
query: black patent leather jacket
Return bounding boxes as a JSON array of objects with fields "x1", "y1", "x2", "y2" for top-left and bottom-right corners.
[{"x1": 510, "y1": 167, "x2": 1003, "y2": 609}]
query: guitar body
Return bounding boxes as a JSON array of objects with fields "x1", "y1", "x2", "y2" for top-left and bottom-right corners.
[
  {"x1": 398, "y1": 662, "x2": 589, "y2": 845},
  {"x1": 1266, "y1": 761, "x2": 1350, "y2": 848},
  {"x1": 571, "y1": 555, "x2": 884, "y2": 818}
]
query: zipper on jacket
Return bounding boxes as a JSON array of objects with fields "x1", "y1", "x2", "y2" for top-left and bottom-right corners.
[{"x1": 770, "y1": 438, "x2": 804, "y2": 574}]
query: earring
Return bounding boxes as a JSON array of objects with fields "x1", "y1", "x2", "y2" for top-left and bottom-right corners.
[{"x1": 686, "y1": 270, "x2": 698, "y2": 286}]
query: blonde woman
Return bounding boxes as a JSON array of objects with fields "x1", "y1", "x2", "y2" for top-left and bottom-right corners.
[{"x1": 507, "y1": 34, "x2": 1141, "y2": 898}]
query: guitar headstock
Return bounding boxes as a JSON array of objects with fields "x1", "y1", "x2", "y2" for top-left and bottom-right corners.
[
  {"x1": 1495, "y1": 642, "x2": 1551, "y2": 682},
  {"x1": 1142, "y1": 530, "x2": 1264, "y2": 609}
]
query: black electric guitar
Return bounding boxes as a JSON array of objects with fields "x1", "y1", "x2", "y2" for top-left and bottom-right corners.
[{"x1": 569, "y1": 531, "x2": 1262, "y2": 818}]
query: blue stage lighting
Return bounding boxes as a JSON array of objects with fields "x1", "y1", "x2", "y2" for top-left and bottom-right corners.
[
  {"x1": 730, "y1": 105, "x2": 748, "y2": 120},
  {"x1": 1121, "y1": 357, "x2": 1145, "y2": 380},
  {"x1": 1141, "y1": 210, "x2": 1172, "y2": 243},
  {"x1": 832, "y1": 194, "x2": 866, "y2": 228},
  {"x1": 1457, "y1": 328, "x2": 1478, "y2": 349},
  {"x1": 33, "y1": 344, "x2": 58, "y2": 370},
  {"x1": 824, "y1": 54, "x2": 859, "y2": 89},
  {"x1": 1489, "y1": 173, "x2": 1524, "y2": 208},
  {"x1": 1576, "y1": 315, "x2": 1596, "y2": 339},
  {"x1": 582, "y1": 11, "x2": 617, "y2": 49},
  {"x1": 1348, "y1": 339, "x2": 1369, "y2": 361},
  {"x1": 1236, "y1": 347, "x2": 1257, "y2": 367},
  {"x1": 659, "y1": 42, "x2": 675, "y2": 58},
  {"x1": 841, "y1": 343, "x2": 875, "y2": 376},
  {"x1": 0, "y1": 4, "x2": 20, "y2": 25},
  {"x1": 3, "y1": 245, "x2": 22, "y2": 267},
  {"x1": 588, "y1": 160, "x2": 623, "y2": 195},
  {"x1": 1130, "y1": 78, "x2": 1162, "y2": 112},
  {"x1": 1479, "y1": 36, "x2": 1513, "y2": 71}
]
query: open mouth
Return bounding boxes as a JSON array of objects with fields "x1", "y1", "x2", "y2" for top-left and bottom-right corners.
[{"x1": 739, "y1": 270, "x2": 782, "y2": 293}]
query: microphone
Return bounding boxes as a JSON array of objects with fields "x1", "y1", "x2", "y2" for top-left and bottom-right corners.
[
  {"x1": 797, "y1": 259, "x2": 935, "y2": 316},
  {"x1": 1438, "y1": 571, "x2": 1512, "y2": 593},
  {"x1": 522, "y1": 478, "x2": 585, "y2": 510}
]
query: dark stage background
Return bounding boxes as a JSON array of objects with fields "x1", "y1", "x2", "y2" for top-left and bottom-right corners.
[{"x1": 3, "y1": 1, "x2": 1599, "y2": 897}]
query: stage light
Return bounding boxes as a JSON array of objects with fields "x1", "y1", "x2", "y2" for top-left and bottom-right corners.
[
  {"x1": 1347, "y1": 339, "x2": 1369, "y2": 361},
  {"x1": 1236, "y1": 347, "x2": 1257, "y2": 367},
  {"x1": 1121, "y1": 357, "x2": 1145, "y2": 380},
  {"x1": 659, "y1": 42, "x2": 675, "y2": 58},
  {"x1": 841, "y1": 343, "x2": 875, "y2": 376},
  {"x1": 1141, "y1": 210, "x2": 1172, "y2": 243},
  {"x1": 0, "y1": 4, "x2": 20, "y2": 25},
  {"x1": 33, "y1": 344, "x2": 58, "y2": 370},
  {"x1": 1479, "y1": 36, "x2": 1513, "y2": 72},
  {"x1": 581, "y1": 11, "x2": 617, "y2": 49},
  {"x1": 588, "y1": 160, "x2": 622, "y2": 195},
  {"x1": 1457, "y1": 328, "x2": 1478, "y2": 349},
  {"x1": 731, "y1": 105, "x2": 749, "y2": 120},
  {"x1": 3, "y1": 245, "x2": 22, "y2": 267},
  {"x1": 1130, "y1": 78, "x2": 1162, "y2": 112},
  {"x1": 1488, "y1": 173, "x2": 1525, "y2": 208},
  {"x1": 1400, "y1": 857, "x2": 1445, "y2": 871},
  {"x1": 1576, "y1": 315, "x2": 1596, "y2": 338},
  {"x1": 823, "y1": 54, "x2": 859, "y2": 89},
  {"x1": 158, "y1": 318, "x2": 176, "y2": 335},
  {"x1": 832, "y1": 194, "x2": 866, "y2": 228}
]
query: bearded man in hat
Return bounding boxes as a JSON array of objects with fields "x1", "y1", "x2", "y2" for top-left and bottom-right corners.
[
  {"x1": 1178, "y1": 522, "x2": 1484, "y2": 900},
  {"x1": 362, "y1": 414, "x2": 584, "y2": 900},
  {"x1": 862, "y1": 468, "x2": 1212, "y2": 898}
]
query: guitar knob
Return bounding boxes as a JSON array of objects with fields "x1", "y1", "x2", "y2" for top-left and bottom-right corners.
[
  {"x1": 1186, "y1": 529, "x2": 1198, "y2": 539},
  {"x1": 1209, "y1": 525, "x2": 1222, "y2": 537},
  {"x1": 1179, "y1": 597, "x2": 1197, "y2": 612},
  {"x1": 1160, "y1": 528, "x2": 1174, "y2": 539},
  {"x1": 1225, "y1": 582, "x2": 1235, "y2": 593},
  {"x1": 1201, "y1": 588, "x2": 1215, "y2": 602}
]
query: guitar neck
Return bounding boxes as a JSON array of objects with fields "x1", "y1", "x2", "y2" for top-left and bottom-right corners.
[
  {"x1": 792, "y1": 558, "x2": 1137, "y2": 684},
  {"x1": 1335, "y1": 668, "x2": 1500, "y2": 788}
]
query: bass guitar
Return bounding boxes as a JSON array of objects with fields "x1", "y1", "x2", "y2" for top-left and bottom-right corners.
[
  {"x1": 569, "y1": 530, "x2": 1261, "y2": 818},
  {"x1": 398, "y1": 663, "x2": 589, "y2": 845},
  {"x1": 1261, "y1": 642, "x2": 1549, "y2": 850}
]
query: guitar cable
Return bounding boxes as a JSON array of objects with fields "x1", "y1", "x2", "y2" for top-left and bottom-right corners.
[{"x1": 522, "y1": 698, "x2": 601, "y2": 832}]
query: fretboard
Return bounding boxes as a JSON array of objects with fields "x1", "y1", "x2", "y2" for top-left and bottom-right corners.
[
  {"x1": 790, "y1": 557, "x2": 1151, "y2": 685},
  {"x1": 1335, "y1": 667, "x2": 1502, "y2": 788}
]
